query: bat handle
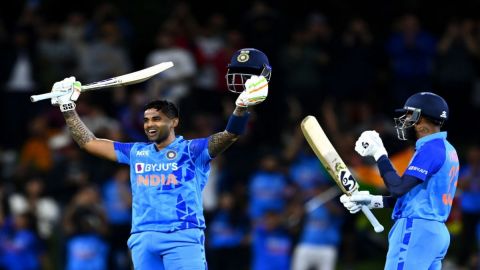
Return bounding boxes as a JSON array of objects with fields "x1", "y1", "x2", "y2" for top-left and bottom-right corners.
[
  {"x1": 361, "y1": 206, "x2": 384, "y2": 233},
  {"x1": 30, "y1": 92, "x2": 64, "y2": 102}
]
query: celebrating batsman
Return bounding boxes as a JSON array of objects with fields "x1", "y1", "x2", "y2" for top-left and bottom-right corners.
[
  {"x1": 340, "y1": 92, "x2": 459, "y2": 269},
  {"x1": 50, "y1": 48, "x2": 271, "y2": 269}
]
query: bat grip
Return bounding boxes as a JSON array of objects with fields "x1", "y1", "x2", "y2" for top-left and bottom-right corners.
[
  {"x1": 361, "y1": 206, "x2": 384, "y2": 233},
  {"x1": 30, "y1": 92, "x2": 64, "y2": 102}
]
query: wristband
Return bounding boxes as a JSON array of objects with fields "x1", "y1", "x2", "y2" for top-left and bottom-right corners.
[{"x1": 225, "y1": 113, "x2": 250, "y2": 135}]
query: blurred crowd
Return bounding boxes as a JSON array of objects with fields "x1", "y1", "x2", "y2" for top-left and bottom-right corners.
[{"x1": 1, "y1": 1, "x2": 480, "y2": 269}]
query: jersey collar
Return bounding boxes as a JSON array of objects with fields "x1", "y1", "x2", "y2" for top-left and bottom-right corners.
[
  {"x1": 153, "y1": 136, "x2": 184, "y2": 151},
  {"x1": 415, "y1": 131, "x2": 447, "y2": 149}
]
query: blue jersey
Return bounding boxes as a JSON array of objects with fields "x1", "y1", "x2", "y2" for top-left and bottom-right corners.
[
  {"x1": 1, "y1": 229, "x2": 42, "y2": 270},
  {"x1": 66, "y1": 234, "x2": 109, "y2": 270},
  {"x1": 114, "y1": 136, "x2": 212, "y2": 233},
  {"x1": 249, "y1": 171, "x2": 287, "y2": 219},
  {"x1": 458, "y1": 164, "x2": 480, "y2": 213},
  {"x1": 252, "y1": 226, "x2": 292, "y2": 270},
  {"x1": 299, "y1": 206, "x2": 343, "y2": 246},
  {"x1": 289, "y1": 154, "x2": 330, "y2": 191},
  {"x1": 208, "y1": 211, "x2": 245, "y2": 248},
  {"x1": 102, "y1": 179, "x2": 132, "y2": 225},
  {"x1": 392, "y1": 132, "x2": 459, "y2": 222}
]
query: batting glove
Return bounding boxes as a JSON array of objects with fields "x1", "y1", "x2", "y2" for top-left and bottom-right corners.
[
  {"x1": 235, "y1": 75, "x2": 268, "y2": 107},
  {"x1": 354, "y1": 130, "x2": 388, "y2": 161},
  {"x1": 340, "y1": 191, "x2": 384, "y2": 214},
  {"x1": 51, "y1": 77, "x2": 82, "y2": 112}
]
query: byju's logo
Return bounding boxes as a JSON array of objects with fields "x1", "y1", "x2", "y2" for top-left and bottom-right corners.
[
  {"x1": 135, "y1": 163, "x2": 145, "y2": 173},
  {"x1": 134, "y1": 162, "x2": 179, "y2": 173}
]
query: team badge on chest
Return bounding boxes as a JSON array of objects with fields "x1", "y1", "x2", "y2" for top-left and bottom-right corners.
[{"x1": 166, "y1": 150, "x2": 177, "y2": 160}]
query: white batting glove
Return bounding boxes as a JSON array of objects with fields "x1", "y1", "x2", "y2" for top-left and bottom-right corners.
[
  {"x1": 340, "y1": 191, "x2": 384, "y2": 214},
  {"x1": 51, "y1": 77, "x2": 82, "y2": 112},
  {"x1": 354, "y1": 130, "x2": 388, "y2": 161},
  {"x1": 235, "y1": 75, "x2": 268, "y2": 107}
]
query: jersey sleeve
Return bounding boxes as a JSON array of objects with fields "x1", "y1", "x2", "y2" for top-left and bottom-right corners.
[
  {"x1": 113, "y1": 142, "x2": 135, "y2": 164},
  {"x1": 403, "y1": 140, "x2": 445, "y2": 181},
  {"x1": 189, "y1": 138, "x2": 212, "y2": 169}
]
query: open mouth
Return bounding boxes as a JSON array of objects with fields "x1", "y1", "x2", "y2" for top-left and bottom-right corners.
[{"x1": 147, "y1": 129, "x2": 157, "y2": 136}]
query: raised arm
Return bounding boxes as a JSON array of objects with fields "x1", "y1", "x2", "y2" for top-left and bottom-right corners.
[
  {"x1": 63, "y1": 110, "x2": 117, "y2": 161},
  {"x1": 208, "y1": 107, "x2": 247, "y2": 158},
  {"x1": 208, "y1": 75, "x2": 269, "y2": 158},
  {"x1": 51, "y1": 77, "x2": 117, "y2": 162}
]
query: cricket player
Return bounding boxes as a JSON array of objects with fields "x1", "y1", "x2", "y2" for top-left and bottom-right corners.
[
  {"x1": 49, "y1": 48, "x2": 271, "y2": 269},
  {"x1": 340, "y1": 92, "x2": 459, "y2": 269}
]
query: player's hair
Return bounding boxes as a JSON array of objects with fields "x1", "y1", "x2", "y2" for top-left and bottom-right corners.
[
  {"x1": 144, "y1": 100, "x2": 179, "y2": 119},
  {"x1": 422, "y1": 115, "x2": 443, "y2": 126}
]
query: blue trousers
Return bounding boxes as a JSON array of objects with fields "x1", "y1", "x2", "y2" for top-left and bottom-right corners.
[
  {"x1": 385, "y1": 218, "x2": 450, "y2": 270},
  {"x1": 128, "y1": 229, "x2": 207, "y2": 270}
]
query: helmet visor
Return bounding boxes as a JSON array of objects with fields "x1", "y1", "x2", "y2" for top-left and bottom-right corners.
[
  {"x1": 225, "y1": 65, "x2": 271, "y2": 93},
  {"x1": 394, "y1": 109, "x2": 421, "y2": 140}
]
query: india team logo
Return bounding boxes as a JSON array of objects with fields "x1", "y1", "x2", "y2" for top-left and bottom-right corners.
[
  {"x1": 166, "y1": 150, "x2": 177, "y2": 160},
  {"x1": 237, "y1": 51, "x2": 250, "y2": 62}
]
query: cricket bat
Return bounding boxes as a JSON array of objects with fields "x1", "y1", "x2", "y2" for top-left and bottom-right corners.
[
  {"x1": 301, "y1": 115, "x2": 384, "y2": 233},
  {"x1": 30, "y1": 61, "x2": 174, "y2": 102}
]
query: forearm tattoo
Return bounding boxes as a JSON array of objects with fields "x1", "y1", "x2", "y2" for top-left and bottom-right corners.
[
  {"x1": 208, "y1": 131, "x2": 238, "y2": 158},
  {"x1": 63, "y1": 111, "x2": 96, "y2": 147}
]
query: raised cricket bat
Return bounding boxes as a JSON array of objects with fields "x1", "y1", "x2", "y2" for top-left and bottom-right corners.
[
  {"x1": 30, "y1": 61, "x2": 174, "y2": 102},
  {"x1": 301, "y1": 115, "x2": 384, "y2": 233}
]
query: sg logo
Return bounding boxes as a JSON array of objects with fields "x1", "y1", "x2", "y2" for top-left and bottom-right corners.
[{"x1": 338, "y1": 169, "x2": 357, "y2": 192}]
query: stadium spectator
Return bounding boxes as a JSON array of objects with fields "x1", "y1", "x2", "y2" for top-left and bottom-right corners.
[
  {"x1": 386, "y1": 13, "x2": 437, "y2": 104},
  {"x1": 456, "y1": 144, "x2": 480, "y2": 269}
]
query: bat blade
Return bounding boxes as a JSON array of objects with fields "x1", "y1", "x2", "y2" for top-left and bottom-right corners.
[
  {"x1": 81, "y1": 61, "x2": 174, "y2": 91},
  {"x1": 301, "y1": 115, "x2": 359, "y2": 195},
  {"x1": 30, "y1": 61, "x2": 174, "y2": 102},
  {"x1": 301, "y1": 115, "x2": 384, "y2": 233}
]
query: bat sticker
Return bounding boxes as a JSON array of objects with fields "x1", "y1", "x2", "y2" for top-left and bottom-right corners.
[{"x1": 338, "y1": 169, "x2": 357, "y2": 192}]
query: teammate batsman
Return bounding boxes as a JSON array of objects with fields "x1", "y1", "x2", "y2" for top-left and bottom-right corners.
[
  {"x1": 49, "y1": 48, "x2": 271, "y2": 269},
  {"x1": 340, "y1": 92, "x2": 459, "y2": 269}
]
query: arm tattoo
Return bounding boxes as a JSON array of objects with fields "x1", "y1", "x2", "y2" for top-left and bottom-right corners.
[
  {"x1": 208, "y1": 131, "x2": 238, "y2": 158},
  {"x1": 63, "y1": 110, "x2": 96, "y2": 147}
]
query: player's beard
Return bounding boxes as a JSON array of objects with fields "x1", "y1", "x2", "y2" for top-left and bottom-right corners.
[
  {"x1": 146, "y1": 126, "x2": 170, "y2": 143},
  {"x1": 156, "y1": 126, "x2": 171, "y2": 143},
  {"x1": 404, "y1": 126, "x2": 418, "y2": 141}
]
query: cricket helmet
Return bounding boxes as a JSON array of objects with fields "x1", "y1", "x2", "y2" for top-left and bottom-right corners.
[
  {"x1": 225, "y1": 48, "x2": 272, "y2": 93},
  {"x1": 394, "y1": 92, "x2": 449, "y2": 140}
]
